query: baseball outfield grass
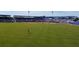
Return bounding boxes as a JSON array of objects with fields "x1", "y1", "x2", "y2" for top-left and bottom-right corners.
[{"x1": 0, "y1": 22, "x2": 79, "y2": 47}]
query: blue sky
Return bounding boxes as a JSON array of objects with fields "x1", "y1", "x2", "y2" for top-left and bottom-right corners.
[{"x1": 0, "y1": 11, "x2": 79, "y2": 16}]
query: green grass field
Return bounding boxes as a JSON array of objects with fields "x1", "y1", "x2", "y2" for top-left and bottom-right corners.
[{"x1": 0, "y1": 22, "x2": 79, "y2": 47}]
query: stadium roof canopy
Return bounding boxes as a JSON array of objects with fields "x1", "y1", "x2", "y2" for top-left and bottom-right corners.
[{"x1": 0, "y1": 15, "x2": 11, "y2": 17}]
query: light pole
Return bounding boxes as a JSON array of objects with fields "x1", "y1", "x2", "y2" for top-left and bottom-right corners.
[
  {"x1": 51, "y1": 11, "x2": 54, "y2": 22},
  {"x1": 27, "y1": 11, "x2": 31, "y2": 33},
  {"x1": 51, "y1": 11, "x2": 53, "y2": 16},
  {"x1": 28, "y1": 11, "x2": 30, "y2": 17}
]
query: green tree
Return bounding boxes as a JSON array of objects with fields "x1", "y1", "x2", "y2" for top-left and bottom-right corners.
[{"x1": 73, "y1": 18, "x2": 79, "y2": 21}]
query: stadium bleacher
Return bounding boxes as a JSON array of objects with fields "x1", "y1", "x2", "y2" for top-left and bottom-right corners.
[
  {"x1": 0, "y1": 15, "x2": 78, "y2": 23},
  {"x1": 0, "y1": 15, "x2": 13, "y2": 22}
]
